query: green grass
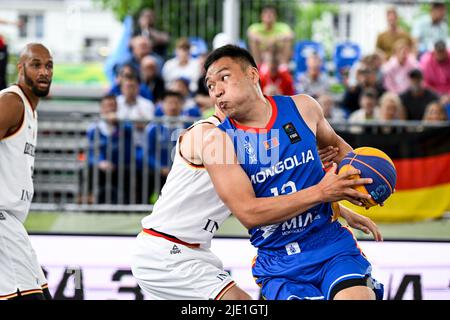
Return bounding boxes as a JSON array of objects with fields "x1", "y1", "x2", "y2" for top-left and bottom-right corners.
[{"x1": 25, "y1": 212, "x2": 450, "y2": 241}]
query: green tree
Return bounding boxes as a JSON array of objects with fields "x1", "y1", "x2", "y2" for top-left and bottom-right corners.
[
  {"x1": 96, "y1": 0, "x2": 299, "y2": 47},
  {"x1": 294, "y1": 2, "x2": 338, "y2": 41}
]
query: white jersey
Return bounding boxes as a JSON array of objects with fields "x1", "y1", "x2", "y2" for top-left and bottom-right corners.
[
  {"x1": 0, "y1": 85, "x2": 37, "y2": 223},
  {"x1": 141, "y1": 117, "x2": 230, "y2": 248}
]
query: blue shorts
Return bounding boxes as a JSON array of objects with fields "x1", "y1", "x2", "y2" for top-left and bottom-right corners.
[{"x1": 252, "y1": 221, "x2": 384, "y2": 300}]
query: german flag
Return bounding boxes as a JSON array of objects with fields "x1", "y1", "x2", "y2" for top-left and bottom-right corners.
[{"x1": 336, "y1": 125, "x2": 450, "y2": 222}]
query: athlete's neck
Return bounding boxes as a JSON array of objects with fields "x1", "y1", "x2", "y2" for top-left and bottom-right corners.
[
  {"x1": 17, "y1": 83, "x2": 39, "y2": 110},
  {"x1": 233, "y1": 95, "x2": 272, "y2": 129}
]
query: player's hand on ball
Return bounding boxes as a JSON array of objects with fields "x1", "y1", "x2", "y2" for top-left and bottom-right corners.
[{"x1": 316, "y1": 162, "x2": 373, "y2": 206}]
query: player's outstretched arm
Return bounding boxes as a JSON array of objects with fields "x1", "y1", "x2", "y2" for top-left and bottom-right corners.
[
  {"x1": 200, "y1": 125, "x2": 372, "y2": 229},
  {"x1": 0, "y1": 93, "x2": 25, "y2": 140}
]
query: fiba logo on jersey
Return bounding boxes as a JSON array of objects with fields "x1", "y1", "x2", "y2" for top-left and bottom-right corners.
[{"x1": 283, "y1": 122, "x2": 301, "y2": 144}]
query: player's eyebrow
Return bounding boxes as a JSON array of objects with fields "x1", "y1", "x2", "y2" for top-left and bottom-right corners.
[{"x1": 205, "y1": 67, "x2": 229, "y2": 84}]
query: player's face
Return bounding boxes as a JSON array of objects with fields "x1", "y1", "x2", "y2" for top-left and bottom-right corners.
[
  {"x1": 205, "y1": 57, "x2": 257, "y2": 119},
  {"x1": 20, "y1": 48, "x2": 53, "y2": 97}
]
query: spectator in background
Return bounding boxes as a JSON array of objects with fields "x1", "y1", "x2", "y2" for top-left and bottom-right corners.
[
  {"x1": 423, "y1": 101, "x2": 449, "y2": 122},
  {"x1": 400, "y1": 69, "x2": 440, "y2": 120},
  {"x1": 382, "y1": 39, "x2": 419, "y2": 94},
  {"x1": 85, "y1": 95, "x2": 133, "y2": 204},
  {"x1": 117, "y1": 76, "x2": 155, "y2": 122},
  {"x1": 162, "y1": 37, "x2": 201, "y2": 92},
  {"x1": 133, "y1": 8, "x2": 170, "y2": 59},
  {"x1": 140, "y1": 55, "x2": 165, "y2": 103},
  {"x1": 116, "y1": 76, "x2": 155, "y2": 204},
  {"x1": 165, "y1": 77, "x2": 201, "y2": 117},
  {"x1": 347, "y1": 53, "x2": 384, "y2": 88},
  {"x1": 412, "y1": 2, "x2": 448, "y2": 54},
  {"x1": 195, "y1": 52, "x2": 215, "y2": 118},
  {"x1": 420, "y1": 40, "x2": 450, "y2": 96},
  {"x1": 259, "y1": 49, "x2": 295, "y2": 96},
  {"x1": 145, "y1": 90, "x2": 184, "y2": 201},
  {"x1": 247, "y1": 5, "x2": 294, "y2": 66},
  {"x1": 109, "y1": 63, "x2": 153, "y2": 101},
  {"x1": 296, "y1": 52, "x2": 329, "y2": 99},
  {"x1": 378, "y1": 92, "x2": 406, "y2": 121},
  {"x1": 0, "y1": 18, "x2": 23, "y2": 89},
  {"x1": 375, "y1": 6, "x2": 414, "y2": 61},
  {"x1": 317, "y1": 94, "x2": 347, "y2": 122},
  {"x1": 348, "y1": 88, "x2": 381, "y2": 122},
  {"x1": 126, "y1": 35, "x2": 164, "y2": 76},
  {"x1": 341, "y1": 62, "x2": 385, "y2": 114}
]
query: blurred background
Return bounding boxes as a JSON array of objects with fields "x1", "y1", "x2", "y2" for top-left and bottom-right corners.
[{"x1": 1, "y1": 0, "x2": 449, "y2": 300}]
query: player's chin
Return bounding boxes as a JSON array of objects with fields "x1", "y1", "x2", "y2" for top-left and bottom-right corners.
[{"x1": 33, "y1": 87, "x2": 51, "y2": 97}]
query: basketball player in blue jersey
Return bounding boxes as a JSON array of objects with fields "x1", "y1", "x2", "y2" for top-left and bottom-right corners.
[{"x1": 201, "y1": 45, "x2": 384, "y2": 300}]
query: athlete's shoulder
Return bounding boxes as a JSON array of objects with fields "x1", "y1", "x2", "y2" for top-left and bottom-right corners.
[
  {"x1": 0, "y1": 88, "x2": 25, "y2": 109},
  {"x1": 0, "y1": 89, "x2": 26, "y2": 139},
  {"x1": 185, "y1": 116, "x2": 222, "y2": 138},
  {"x1": 179, "y1": 115, "x2": 228, "y2": 166},
  {"x1": 290, "y1": 94, "x2": 324, "y2": 121}
]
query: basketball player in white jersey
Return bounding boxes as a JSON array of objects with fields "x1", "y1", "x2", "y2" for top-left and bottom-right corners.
[
  {"x1": 0, "y1": 43, "x2": 53, "y2": 300},
  {"x1": 131, "y1": 114, "x2": 381, "y2": 300}
]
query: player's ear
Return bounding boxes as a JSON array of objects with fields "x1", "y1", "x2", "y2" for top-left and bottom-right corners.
[
  {"x1": 248, "y1": 66, "x2": 260, "y2": 85},
  {"x1": 17, "y1": 62, "x2": 24, "y2": 77}
]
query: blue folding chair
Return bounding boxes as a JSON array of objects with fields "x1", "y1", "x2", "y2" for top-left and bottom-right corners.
[
  {"x1": 293, "y1": 40, "x2": 326, "y2": 77},
  {"x1": 189, "y1": 36, "x2": 208, "y2": 58},
  {"x1": 333, "y1": 41, "x2": 361, "y2": 82}
]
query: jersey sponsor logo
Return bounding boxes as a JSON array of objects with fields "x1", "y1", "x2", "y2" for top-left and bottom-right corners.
[
  {"x1": 170, "y1": 245, "x2": 181, "y2": 254},
  {"x1": 260, "y1": 223, "x2": 281, "y2": 239},
  {"x1": 281, "y1": 212, "x2": 321, "y2": 236},
  {"x1": 24, "y1": 142, "x2": 35, "y2": 157},
  {"x1": 250, "y1": 150, "x2": 315, "y2": 184},
  {"x1": 283, "y1": 122, "x2": 301, "y2": 144}
]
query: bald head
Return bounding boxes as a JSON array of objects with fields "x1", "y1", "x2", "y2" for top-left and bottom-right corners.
[
  {"x1": 19, "y1": 43, "x2": 51, "y2": 64},
  {"x1": 18, "y1": 43, "x2": 53, "y2": 98}
]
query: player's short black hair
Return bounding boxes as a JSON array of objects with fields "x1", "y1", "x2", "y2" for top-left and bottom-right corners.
[{"x1": 203, "y1": 44, "x2": 258, "y2": 73}]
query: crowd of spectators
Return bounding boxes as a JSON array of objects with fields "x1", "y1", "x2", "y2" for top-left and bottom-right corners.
[{"x1": 88, "y1": 3, "x2": 449, "y2": 204}]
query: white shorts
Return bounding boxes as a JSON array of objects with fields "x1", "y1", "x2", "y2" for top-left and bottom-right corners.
[
  {"x1": 131, "y1": 230, "x2": 235, "y2": 300},
  {"x1": 0, "y1": 211, "x2": 48, "y2": 299}
]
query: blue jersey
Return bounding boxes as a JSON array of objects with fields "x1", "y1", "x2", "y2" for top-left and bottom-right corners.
[{"x1": 218, "y1": 95, "x2": 333, "y2": 250}]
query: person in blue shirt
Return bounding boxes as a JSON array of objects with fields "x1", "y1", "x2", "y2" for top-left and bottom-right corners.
[
  {"x1": 145, "y1": 90, "x2": 185, "y2": 202},
  {"x1": 201, "y1": 45, "x2": 384, "y2": 300},
  {"x1": 109, "y1": 63, "x2": 153, "y2": 101},
  {"x1": 86, "y1": 94, "x2": 134, "y2": 204}
]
